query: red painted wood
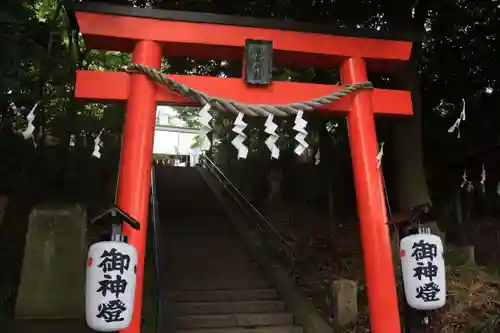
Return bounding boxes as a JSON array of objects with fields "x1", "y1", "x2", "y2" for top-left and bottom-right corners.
[
  {"x1": 75, "y1": 12, "x2": 412, "y2": 71},
  {"x1": 75, "y1": 70, "x2": 413, "y2": 116},
  {"x1": 115, "y1": 41, "x2": 162, "y2": 333},
  {"x1": 340, "y1": 58, "x2": 401, "y2": 333}
]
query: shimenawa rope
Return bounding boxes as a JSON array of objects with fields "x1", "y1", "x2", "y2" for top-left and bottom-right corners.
[{"x1": 127, "y1": 63, "x2": 372, "y2": 117}]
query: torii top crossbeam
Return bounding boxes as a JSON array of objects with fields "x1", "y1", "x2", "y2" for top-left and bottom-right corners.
[
  {"x1": 74, "y1": 3, "x2": 412, "y2": 115},
  {"x1": 73, "y1": 3, "x2": 413, "y2": 333}
]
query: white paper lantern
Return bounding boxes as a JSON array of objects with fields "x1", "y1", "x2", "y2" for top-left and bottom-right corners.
[
  {"x1": 86, "y1": 241, "x2": 137, "y2": 332},
  {"x1": 400, "y1": 233, "x2": 446, "y2": 310}
]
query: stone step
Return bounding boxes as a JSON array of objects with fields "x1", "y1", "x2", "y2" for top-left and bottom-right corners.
[
  {"x1": 160, "y1": 206, "x2": 221, "y2": 212},
  {"x1": 166, "y1": 242, "x2": 247, "y2": 250},
  {"x1": 165, "y1": 224, "x2": 233, "y2": 230},
  {"x1": 165, "y1": 220, "x2": 231, "y2": 226},
  {"x1": 166, "y1": 234, "x2": 241, "y2": 238},
  {"x1": 173, "y1": 300, "x2": 286, "y2": 315},
  {"x1": 170, "y1": 256, "x2": 253, "y2": 263},
  {"x1": 168, "y1": 255, "x2": 253, "y2": 263},
  {"x1": 169, "y1": 271, "x2": 265, "y2": 280},
  {"x1": 167, "y1": 273, "x2": 265, "y2": 285},
  {"x1": 176, "y1": 326, "x2": 303, "y2": 333},
  {"x1": 166, "y1": 247, "x2": 254, "y2": 254},
  {"x1": 175, "y1": 313, "x2": 294, "y2": 329},
  {"x1": 168, "y1": 261, "x2": 259, "y2": 270},
  {"x1": 167, "y1": 269, "x2": 262, "y2": 279},
  {"x1": 167, "y1": 234, "x2": 241, "y2": 240},
  {"x1": 168, "y1": 252, "x2": 255, "y2": 259},
  {"x1": 167, "y1": 248, "x2": 250, "y2": 256},
  {"x1": 172, "y1": 278, "x2": 270, "y2": 291},
  {"x1": 168, "y1": 264, "x2": 261, "y2": 273},
  {"x1": 167, "y1": 237, "x2": 244, "y2": 243},
  {"x1": 168, "y1": 238, "x2": 244, "y2": 242},
  {"x1": 166, "y1": 221, "x2": 229, "y2": 225},
  {"x1": 167, "y1": 232, "x2": 235, "y2": 237},
  {"x1": 167, "y1": 227, "x2": 233, "y2": 232},
  {"x1": 168, "y1": 249, "x2": 253, "y2": 258},
  {"x1": 170, "y1": 289, "x2": 278, "y2": 302},
  {"x1": 167, "y1": 262, "x2": 260, "y2": 272}
]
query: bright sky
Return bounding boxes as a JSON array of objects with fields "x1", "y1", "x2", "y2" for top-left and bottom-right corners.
[
  {"x1": 153, "y1": 105, "x2": 200, "y2": 156},
  {"x1": 156, "y1": 105, "x2": 188, "y2": 127}
]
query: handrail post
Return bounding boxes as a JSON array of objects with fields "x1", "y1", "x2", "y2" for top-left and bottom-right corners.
[{"x1": 149, "y1": 167, "x2": 162, "y2": 333}]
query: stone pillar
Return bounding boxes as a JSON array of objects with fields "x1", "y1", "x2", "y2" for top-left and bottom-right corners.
[
  {"x1": 15, "y1": 204, "x2": 87, "y2": 319},
  {"x1": 462, "y1": 245, "x2": 475, "y2": 264},
  {"x1": 331, "y1": 279, "x2": 358, "y2": 327},
  {"x1": 449, "y1": 245, "x2": 475, "y2": 266}
]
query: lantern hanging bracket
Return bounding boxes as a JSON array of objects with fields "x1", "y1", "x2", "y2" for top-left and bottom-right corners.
[{"x1": 91, "y1": 204, "x2": 141, "y2": 231}]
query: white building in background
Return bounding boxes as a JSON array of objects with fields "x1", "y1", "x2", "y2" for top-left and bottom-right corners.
[{"x1": 153, "y1": 105, "x2": 201, "y2": 166}]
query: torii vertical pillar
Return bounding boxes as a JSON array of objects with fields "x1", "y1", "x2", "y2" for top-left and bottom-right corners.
[
  {"x1": 116, "y1": 40, "x2": 162, "y2": 333},
  {"x1": 341, "y1": 58, "x2": 400, "y2": 333}
]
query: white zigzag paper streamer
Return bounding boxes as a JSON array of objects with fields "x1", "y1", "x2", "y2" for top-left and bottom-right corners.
[
  {"x1": 460, "y1": 169, "x2": 473, "y2": 192},
  {"x1": 21, "y1": 102, "x2": 39, "y2": 147},
  {"x1": 92, "y1": 129, "x2": 104, "y2": 159},
  {"x1": 10, "y1": 102, "x2": 22, "y2": 117},
  {"x1": 264, "y1": 115, "x2": 279, "y2": 159},
  {"x1": 481, "y1": 164, "x2": 487, "y2": 193},
  {"x1": 293, "y1": 111, "x2": 308, "y2": 156},
  {"x1": 376, "y1": 142, "x2": 385, "y2": 168},
  {"x1": 448, "y1": 98, "x2": 466, "y2": 138},
  {"x1": 198, "y1": 103, "x2": 212, "y2": 151},
  {"x1": 231, "y1": 113, "x2": 248, "y2": 159},
  {"x1": 460, "y1": 169, "x2": 468, "y2": 188},
  {"x1": 314, "y1": 149, "x2": 320, "y2": 166}
]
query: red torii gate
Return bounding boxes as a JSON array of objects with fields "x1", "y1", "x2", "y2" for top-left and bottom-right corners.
[{"x1": 73, "y1": 3, "x2": 414, "y2": 333}]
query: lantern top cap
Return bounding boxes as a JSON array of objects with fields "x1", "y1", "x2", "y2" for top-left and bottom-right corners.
[{"x1": 70, "y1": 2, "x2": 419, "y2": 42}]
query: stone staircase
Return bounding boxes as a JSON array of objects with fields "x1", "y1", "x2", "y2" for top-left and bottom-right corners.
[{"x1": 156, "y1": 166, "x2": 303, "y2": 333}]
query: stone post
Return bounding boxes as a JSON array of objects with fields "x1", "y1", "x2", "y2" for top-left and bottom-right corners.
[
  {"x1": 15, "y1": 204, "x2": 87, "y2": 319},
  {"x1": 331, "y1": 279, "x2": 358, "y2": 327}
]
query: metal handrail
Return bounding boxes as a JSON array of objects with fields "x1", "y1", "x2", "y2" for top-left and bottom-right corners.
[
  {"x1": 200, "y1": 155, "x2": 293, "y2": 248},
  {"x1": 199, "y1": 156, "x2": 336, "y2": 324},
  {"x1": 149, "y1": 167, "x2": 161, "y2": 333},
  {"x1": 198, "y1": 155, "x2": 323, "y2": 284}
]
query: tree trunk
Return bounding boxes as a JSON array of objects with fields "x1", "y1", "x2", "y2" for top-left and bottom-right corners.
[
  {"x1": 387, "y1": 0, "x2": 433, "y2": 211},
  {"x1": 393, "y1": 67, "x2": 431, "y2": 210}
]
